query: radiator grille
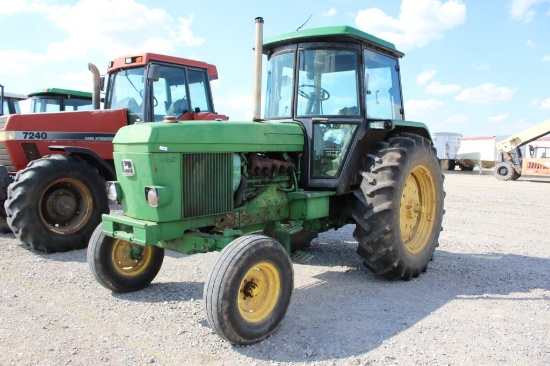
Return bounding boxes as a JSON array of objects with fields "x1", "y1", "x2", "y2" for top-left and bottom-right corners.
[
  {"x1": 183, "y1": 153, "x2": 233, "y2": 218},
  {"x1": 0, "y1": 142, "x2": 15, "y2": 171}
]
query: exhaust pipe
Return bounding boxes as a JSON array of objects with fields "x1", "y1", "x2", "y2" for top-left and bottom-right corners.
[
  {"x1": 252, "y1": 17, "x2": 264, "y2": 122},
  {"x1": 88, "y1": 63, "x2": 101, "y2": 110}
]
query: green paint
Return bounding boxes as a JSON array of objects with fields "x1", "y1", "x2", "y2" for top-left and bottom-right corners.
[{"x1": 264, "y1": 25, "x2": 403, "y2": 57}]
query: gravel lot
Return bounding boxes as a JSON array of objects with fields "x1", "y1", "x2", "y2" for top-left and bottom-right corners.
[{"x1": 1, "y1": 170, "x2": 549, "y2": 365}]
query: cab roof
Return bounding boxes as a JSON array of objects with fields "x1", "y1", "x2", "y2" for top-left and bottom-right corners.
[
  {"x1": 28, "y1": 88, "x2": 92, "y2": 98},
  {"x1": 263, "y1": 25, "x2": 404, "y2": 58},
  {"x1": 106, "y1": 53, "x2": 220, "y2": 80},
  {"x1": 2, "y1": 92, "x2": 27, "y2": 100}
]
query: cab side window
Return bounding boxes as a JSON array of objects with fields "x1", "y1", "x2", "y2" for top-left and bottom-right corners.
[
  {"x1": 188, "y1": 69, "x2": 212, "y2": 113},
  {"x1": 364, "y1": 49, "x2": 403, "y2": 120}
]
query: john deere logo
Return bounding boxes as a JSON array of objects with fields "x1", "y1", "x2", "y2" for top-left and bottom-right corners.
[{"x1": 121, "y1": 159, "x2": 135, "y2": 176}]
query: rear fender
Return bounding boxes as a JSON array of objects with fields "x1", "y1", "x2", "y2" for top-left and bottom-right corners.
[{"x1": 49, "y1": 146, "x2": 116, "y2": 181}]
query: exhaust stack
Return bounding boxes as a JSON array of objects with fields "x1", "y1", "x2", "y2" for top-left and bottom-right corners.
[
  {"x1": 88, "y1": 63, "x2": 101, "y2": 110},
  {"x1": 252, "y1": 17, "x2": 264, "y2": 122}
]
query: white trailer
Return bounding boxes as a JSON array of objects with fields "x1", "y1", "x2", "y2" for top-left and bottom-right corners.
[
  {"x1": 432, "y1": 132, "x2": 462, "y2": 170},
  {"x1": 456, "y1": 135, "x2": 509, "y2": 170}
]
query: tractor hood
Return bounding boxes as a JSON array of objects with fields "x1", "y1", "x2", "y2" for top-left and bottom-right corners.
[{"x1": 113, "y1": 120, "x2": 304, "y2": 153}]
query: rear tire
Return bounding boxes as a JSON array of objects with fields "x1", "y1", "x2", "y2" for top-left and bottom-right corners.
[
  {"x1": 204, "y1": 235, "x2": 293, "y2": 345},
  {"x1": 87, "y1": 224, "x2": 164, "y2": 293},
  {"x1": 0, "y1": 206, "x2": 11, "y2": 233},
  {"x1": 5, "y1": 155, "x2": 109, "y2": 252},
  {"x1": 447, "y1": 159, "x2": 456, "y2": 171},
  {"x1": 352, "y1": 133, "x2": 445, "y2": 280},
  {"x1": 494, "y1": 162, "x2": 521, "y2": 181}
]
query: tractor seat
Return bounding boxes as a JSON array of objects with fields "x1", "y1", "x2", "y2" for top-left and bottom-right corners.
[{"x1": 168, "y1": 98, "x2": 189, "y2": 116}]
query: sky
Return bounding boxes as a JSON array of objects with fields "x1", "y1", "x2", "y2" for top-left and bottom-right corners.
[{"x1": 0, "y1": 0, "x2": 549, "y2": 137}]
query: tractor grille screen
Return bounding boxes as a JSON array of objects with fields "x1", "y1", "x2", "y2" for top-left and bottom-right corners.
[
  {"x1": 183, "y1": 153, "x2": 233, "y2": 218},
  {"x1": 0, "y1": 143, "x2": 15, "y2": 172}
]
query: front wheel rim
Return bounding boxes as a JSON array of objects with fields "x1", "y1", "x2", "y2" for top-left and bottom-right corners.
[
  {"x1": 400, "y1": 166, "x2": 437, "y2": 254},
  {"x1": 111, "y1": 240, "x2": 153, "y2": 277},
  {"x1": 237, "y1": 262, "x2": 281, "y2": 323}
]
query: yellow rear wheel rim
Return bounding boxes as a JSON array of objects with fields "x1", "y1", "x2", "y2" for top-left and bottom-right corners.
[{"x1": 400, "y1": 166, "x2": 437, "y2": 254}]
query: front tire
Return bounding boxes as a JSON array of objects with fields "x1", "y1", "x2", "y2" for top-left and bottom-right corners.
[
  {"x1": 87, "y1": 224, "x2": 164, "y2": 293},
  {"x1": 494, "y1": 162, "x2": 521, "y2": 181},
  {"x1": 204, "y1": 235, "x2": 293, "y2": 345},
  {"x1": 5, "y1": 155, "x2": 109, "y2": 252},
  {"x1": 352, "y1": 133, "x2": 445, "y2": 280}
]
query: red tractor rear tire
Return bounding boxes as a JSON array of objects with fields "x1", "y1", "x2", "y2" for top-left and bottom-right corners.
[{"x1": 5, "y1": 154, "x2": 109, "y2": 253}]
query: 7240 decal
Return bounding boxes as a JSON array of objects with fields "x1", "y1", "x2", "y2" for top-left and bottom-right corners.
[{"x1": 22, "y1": 131, "x2": 48, "y2": 140}]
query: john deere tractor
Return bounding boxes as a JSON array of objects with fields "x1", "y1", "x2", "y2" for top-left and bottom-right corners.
[{"x1": 88, "y1": 18, "x2": 445, "y2": 345}]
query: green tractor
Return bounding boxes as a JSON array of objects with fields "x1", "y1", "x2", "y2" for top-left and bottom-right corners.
[{"x1": 88, "y1": 18, "x2": 445, "y2": 345}]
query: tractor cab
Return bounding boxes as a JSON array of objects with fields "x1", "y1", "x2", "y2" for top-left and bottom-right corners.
[
  {"x1": 262, "y1": 27, "x2": 405, "y2": 191},
  {"x1": 103, "y1": 53, "x2": 226, "y2": 123},
  {"x1": 29, "y1": 88, "x2": 93, "y2": 112}
]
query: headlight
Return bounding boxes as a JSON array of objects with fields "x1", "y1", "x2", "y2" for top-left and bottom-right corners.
[
  {"x1": 145, "y1": 187, "x2": 159, "y2": 207},
  {"x1": 368, "y1": 120, "x2": 394, "y2": 130},
  {"x1": 106, "y1": 181, "x2": 120, "y2": 202},
  {"x1": 145, "y1": 186, "x2": 172, "y2": 208}
]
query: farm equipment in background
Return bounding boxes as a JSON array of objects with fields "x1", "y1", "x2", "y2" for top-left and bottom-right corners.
[
  {"x1": 432, "y1": 132, "x2": 461, "y2": 170},
  {"x1": 494, "y1": 119, "x2": 550, "y2": 180},
  {"x1": 88, "y1": 18, "x2": 445, "y2": 345},
  {"x1": 0, "y1": 53, "x2": 226, "y2": 251},
  {"x1": 455, "y1": 135, "x2": 509, "y2": 171},
  {"x1": 0, "y1": 86, "x2": 26, "y2": 115},
  {"x1": 28, "y1": 88, "x2": 93, "y2": 112}
]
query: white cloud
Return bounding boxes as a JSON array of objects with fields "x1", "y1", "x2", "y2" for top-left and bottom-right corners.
[
  {"x1": 0, "y1": 0, "x2": 52, "y2": 15},
  {"x1": 526, "y1": 39, "x2": 535, "y2": 48},
  {"x1": 1, "y1": 0, "x2": 204, "y2": 64},
  {"x1": 541, "y1": 55, "x2": 550, "y2": 62},
  {"x1": 445, "y1": 114, "x2": 469, "y2": 123},
  {"x1": 509, "y1": 0, "x2": 550, "y2": 23},
  {"x1": 416, "y1": 68, "x2": 437, "y2": 85},
  {"x1": 321, "y1": 8, "x2": 337, "y2": 17},
  {"x1": 0, "y1": 49, "x2": 49, "y2": 77},
  {"x1": 455, "y1": 83, "x2": 516, "y2": 104},
  {"x1": 215, "y1": 93, "x2": 254, "y2": 121},
  {"x1": 473, "y1": 63, "x2": 491, "y2": 70},
  {"x1": 355, "y1": 0, "x2": 466, "y2": 51},
  {"x1": 537, "y1": 98, "x2": 550, "y2": 110},
  {"x1": 171, "y1": 16, "x2": 205, "y2": 47},
  {"x1": 488, "y1": 114, "x2": 510, "y2": 123},
  {"x1": 425, "y1": 81, "x2": 461, "y2": 95},
  {"x1": 405, "y1": 99, "x2": 444, "y2": 114}
]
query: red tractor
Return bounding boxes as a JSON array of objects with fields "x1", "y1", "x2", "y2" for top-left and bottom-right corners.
[{"x1": 0, "y1": 53, "x2": 226, "y2": 252}]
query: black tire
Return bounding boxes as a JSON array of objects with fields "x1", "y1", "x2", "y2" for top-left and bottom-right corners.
[
  {"x1": 87, "y1": 224, "x2": 164, "y2": 292},
  {"x1": 204, "y1": 235, "x2": 293, "y2": 345},
  {"x1": 5, "y1": 154, "x2": 109, "y2": 252},
  {"x1": 0, "y1": 205, "x2": 11, "y2": 233},
  {"x1": 352, "y1": 133, "x2": 445, "y2": 280},
  {"x1": 447, "y1": 159, "x2": 456, "y2": 171},
  {"x1": 494, "y1": 162, "x2": 521, "y2": 181}
]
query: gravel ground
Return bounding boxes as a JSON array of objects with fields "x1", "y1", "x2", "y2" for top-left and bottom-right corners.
[{"x1": 1, "y1": 170, "x2": 549, "y2": 366}]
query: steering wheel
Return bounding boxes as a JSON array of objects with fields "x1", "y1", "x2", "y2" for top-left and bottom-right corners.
[{"x1": 298, "y1": 84, "x2": 330, "y2": 101}]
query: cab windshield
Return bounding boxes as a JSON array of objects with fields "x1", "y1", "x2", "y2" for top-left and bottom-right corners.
[
  {"x1": 107, "y1": 67, "x2": 146, "y2": 121},
  {"x1": 106, "y1": 65, "x2": 213, "y2": 122},
  {"x1": 265, "y1": 49, "x2": 360, "y2": 118}
]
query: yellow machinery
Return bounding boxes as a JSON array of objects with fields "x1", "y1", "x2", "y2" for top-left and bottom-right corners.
[{"x1": 494, "y1": 119, "x2": 550, "y2": 180}]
